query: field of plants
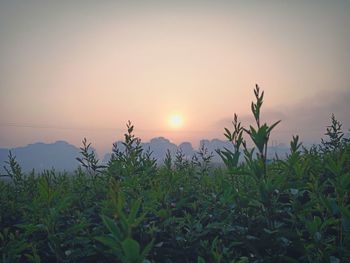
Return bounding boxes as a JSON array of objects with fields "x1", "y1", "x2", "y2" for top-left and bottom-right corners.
[{"x1": 1, "y1": 86, "x2": 349, "y2": 262}]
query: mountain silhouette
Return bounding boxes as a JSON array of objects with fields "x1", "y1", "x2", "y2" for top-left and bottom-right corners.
[
  {"x1": 102, "y1": 137, "x2": 290, "y2": 165},
  {"x1": 0, "y1": 138, "x2": 291, "y2": 173},
  {"x1": 0, "y1": 141, "x2": 80, "y2": 173}
]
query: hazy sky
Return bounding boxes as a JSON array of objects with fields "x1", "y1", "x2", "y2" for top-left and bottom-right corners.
[{"x1": 1, "y1": 0, "x2": 349, "y2": 155}]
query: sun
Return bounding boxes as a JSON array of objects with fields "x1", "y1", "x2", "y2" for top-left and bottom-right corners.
[{"x1": 168, "y1": 114, "x2": 183, "y2": 129}]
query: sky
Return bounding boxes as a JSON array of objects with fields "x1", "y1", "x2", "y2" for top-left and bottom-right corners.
[{"x1": 0, "y1": 0, "x2": 349, "y2": 156}]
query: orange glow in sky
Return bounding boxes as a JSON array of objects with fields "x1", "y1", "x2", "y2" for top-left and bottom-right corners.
[{"x1": 0, "y1": 1, "x2": 349, "y2": 155}]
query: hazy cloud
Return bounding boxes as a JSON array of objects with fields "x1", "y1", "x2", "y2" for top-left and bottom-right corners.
[{"x1": 216, "y1": 88, "x2": 350, "y2": 144}]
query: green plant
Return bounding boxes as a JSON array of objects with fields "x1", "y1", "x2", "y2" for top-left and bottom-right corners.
[
  {"x1": 108, "y1": 121, "x2": 156, "y2": 181},
  {"x1": 76, "y1": 138, "x2": 105, "y2": 177},
  {"x1": 243, "y1": 84, "x2": 281, "y2": 179},
  {"x1": 1, "y1": 85, "x2": 349, "y2": 262},
  {"x1": 321, "y1": 114, "x2": 345, "y2": 152},
  {"x1": 96, "y1": 179, "x2": 154, "y2": 262},
  {"x1": 3, "y1": 151, "x2": 24, "y2": 185},
  {"x1": 216, "y1": 114, "x2": 244, "y2": 173}
]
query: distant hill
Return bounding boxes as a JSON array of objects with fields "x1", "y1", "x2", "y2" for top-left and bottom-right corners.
[
  {"x1": 102, "y1": 137, "x2": 290, "y2": 164},
  {"x1": 0, "y1": 141, "x2": 80, "y2": 173},
  {"x1": 0, "y1": 138, "x2": 292, "y2": 174},
  {"x1": 102, "y1": 137, "x2": 192, "y2": 164}
]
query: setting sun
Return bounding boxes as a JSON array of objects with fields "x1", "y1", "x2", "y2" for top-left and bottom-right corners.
[{"x1": 169, "y1": 114, "x2": 183, "y2": 129}]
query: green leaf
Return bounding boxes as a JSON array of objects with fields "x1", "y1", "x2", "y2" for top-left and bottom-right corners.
[
  {"x1": 128, "y1": 199, "x2": 141, "y2": 224},
  {"x1": 95, "y1": 236, "x2": 119, "y2": 250},
  {"x1": 340, "y1": 173, "x2": 350, "y2": 188},
  {"x1": 267, "y1": 120, "x2": 281, "y2": 133},
  {"x1": 140, "y1": 239, "x2": 154, "y2": 260},
  {"x1": 101, "y1": 215, "x2": 122, "y2": 240},
  {"x1": 122, "y1": 238, "x2": 141, "y2": 261}
]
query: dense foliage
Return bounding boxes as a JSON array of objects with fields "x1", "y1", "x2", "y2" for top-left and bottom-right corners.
[{"x1": 1, "y1": 85, "x2": 349, "y2": 263}]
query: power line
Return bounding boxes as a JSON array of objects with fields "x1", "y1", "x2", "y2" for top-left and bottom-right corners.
[
  {"x1": 0, "y1": 123, "x2": 121, "y2": 131},
  {"x1": 1, "y1": 122, "x2": 337, "y2": 134},
  {"x1": 0, "y1": 123, "x2": 213, "y2": 133}
]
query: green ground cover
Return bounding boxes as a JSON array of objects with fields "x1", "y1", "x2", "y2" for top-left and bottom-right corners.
[{"x1": 1, "y1": 86, "x2": 349, "y2": 262}]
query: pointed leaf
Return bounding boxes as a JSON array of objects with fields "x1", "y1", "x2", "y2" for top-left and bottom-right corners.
[
  {"x1": 101, "y1": 215, "x2": 122, "y2": 240},
  {"x1": 140, "y1": 239, "x2": 154, "y2": 260},
  {"x1": 128, "y1": 199, "x2": 141, "y2": 224}
]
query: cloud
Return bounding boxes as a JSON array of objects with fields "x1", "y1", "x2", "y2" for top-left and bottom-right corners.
[{"x1": 214, "y1": 88, "x2": 350, "y2": 144}]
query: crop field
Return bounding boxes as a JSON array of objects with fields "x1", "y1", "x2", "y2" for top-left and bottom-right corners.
[{"x1": 1, "y1": 87, "x2": 349, "y2": 262}]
